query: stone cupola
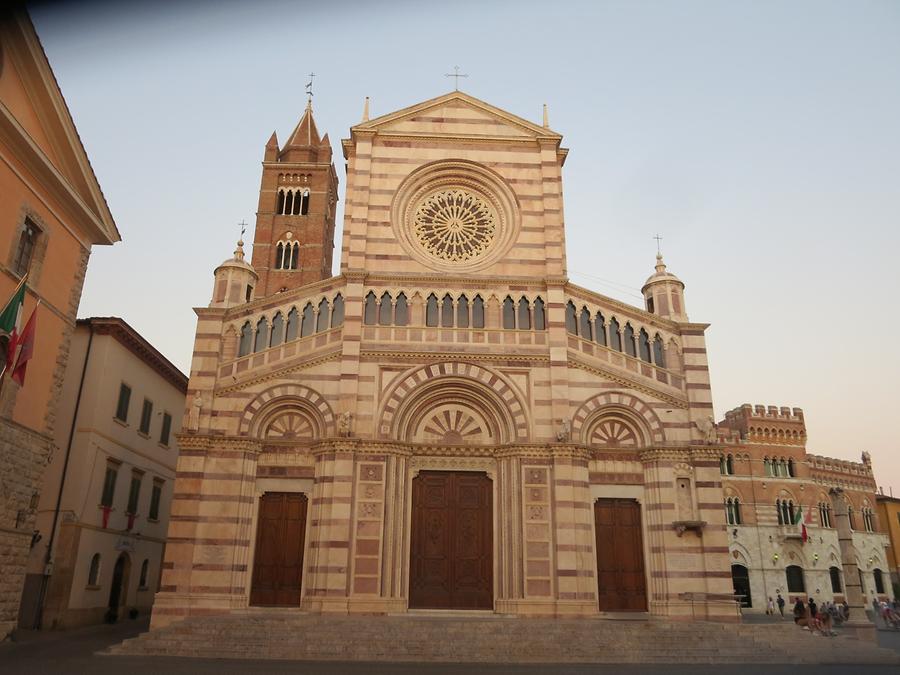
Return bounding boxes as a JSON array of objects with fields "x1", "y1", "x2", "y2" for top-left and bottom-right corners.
[
  {"x1": 210, "y1": 238, "x2": 258, "y2": 308},
  {"x1": 641, "y1": 253, "x2": 688, "y2": 322}
]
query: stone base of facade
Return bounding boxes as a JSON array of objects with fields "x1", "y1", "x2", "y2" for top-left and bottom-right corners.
[
  {"x1": 149, "y1": 591, "x2": 247, "y2": 630},
  {"x1": 650, "y1": 598, "x2": 741, "y2": 622},
  {"x1": 494, "y1": 598, "x2": 599, "y2": 617}
]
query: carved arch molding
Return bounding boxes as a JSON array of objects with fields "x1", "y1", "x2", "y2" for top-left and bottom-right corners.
[
  {"x1": 240, "y1": 383, "x2": 335, "y2": 440},
  {"x1": 572, "y1": 391, "x2": 665, "y2": 448},
  {"x1": 378, "y1": 361, "x2": 529, "y2": 444}
]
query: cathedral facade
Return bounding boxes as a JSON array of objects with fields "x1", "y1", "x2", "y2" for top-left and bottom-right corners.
[{"x1": 151, "y1": 92, "x2": 887, "y2": 629}]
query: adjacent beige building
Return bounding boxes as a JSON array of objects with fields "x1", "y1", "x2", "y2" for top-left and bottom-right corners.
[{"x1": 20, "y1": 318, "x2": 187, "y2": 628}]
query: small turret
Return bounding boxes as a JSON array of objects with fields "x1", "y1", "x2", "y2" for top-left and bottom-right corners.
[
  {"x1": 641, "y1": 253, "x2": 688, "y2": 322},
  {"x1": 210, "y1": 238, "x2": 258, "y2": 309}
]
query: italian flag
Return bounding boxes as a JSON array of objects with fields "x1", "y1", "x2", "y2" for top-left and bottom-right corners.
[
  {"x1": 793, "y1": 505, "x2": 808, "y2": 543},
  {"x1": 10, "y1": 304, "x2": 37, "y2": 386},
  {"x1": 0, "y1": 276, "x2": 27, "y2": 373}
]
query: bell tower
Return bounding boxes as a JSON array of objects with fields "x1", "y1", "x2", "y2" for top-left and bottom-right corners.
[{"x1": 250, "y1": 101, "x2": 338, "y2": 297}]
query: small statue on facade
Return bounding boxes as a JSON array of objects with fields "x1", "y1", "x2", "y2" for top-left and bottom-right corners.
[
  {"x1": 556, "y1": 418, "x2": 571, "y2": 442},
  {"x1": 188, "y1": 391, "x2": 202, "y2": 432},
  {"x1": 695, "y1": 415, "x2": 717, "y2": 444},
  {"x1": 861, "y1": 450, "x2": 872, "y2": 466},
  {"x1": 338, "y1": 411, "x2": 352, "y2": 438}
]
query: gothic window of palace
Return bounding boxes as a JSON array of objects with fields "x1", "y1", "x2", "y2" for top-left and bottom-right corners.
[
  {"x1": 829, "y1": 566, "x2": 842, "y2": 593},
  {"x1": 818, "y1": 502, "x2": 833, "y2": 528},
  {"x1": 472, "y1": 295, "x2": 485, "y2": 328},
  {"x1": 847, "y1": 505, "x2": 856, "y2": 531},
  {"x1": 502, "y1": 296, "x2": 516, "y2": 329},
  {"x1": 609, "y1": 317, "x2": 622, "y2": 351},
  {"x1": 565, "y1": 301, "x2": 577, "y2": 334},
  {"x1": 426, "y1": 294, "x2": 438, "y2": 327},
  {"x1": 379, "y1": 292, "x2": 393, "y2": 326},
  {"x1": 317, "y1": 298, "x2": 331, "y2": 332},
  {"x1": 720, "y1": 454, "x2": 734, "y2": 475},
  {"x1": 517, "y1": 297, "x2": 531, "y2": 330},
  {"x1": 395, "y1": 293, "x2": 408, "y2": 326},
  {"x1": 639, "y1": 328, "x2": 651, "y2": 363},
  {"x1": 456, "y1": 295, "x2": 470, "y2": 328},
  {"x1": 364, "y1": 292, "x2": 378, "y2": 326},
  {"x1": 862, "y1": 508, "x2": 875, "y2": 532},
  {"x1": 254, "y1": 317, "x2": 268, "y2": 352},
  {"x1": 533, "y1": 297, "x2": 545, "y2": 330},
  {"x1": 594, "y1": 312, "x2": 606, "y2": 346},
  {"x1": 787, "y1": 458, "x2": 795, "y2": 477},
  {"x1": 623, "y1": 323, "x2": 636, "y2": 357},
  {"x1": 579, "y1": 307, "x2": 592, "y2": 340},
  {"x1": 725, "y1": 497, "x2": 742, "y2": 525},
  {"x1": 785, "y1": 565, "x2": 805, "y2": 593},
  {"x1": 269, "y1": 312, "x2": 285, "y2": 347},
  {"x1": 300, "y1": 302, "x2": 315, "y2": 337}
]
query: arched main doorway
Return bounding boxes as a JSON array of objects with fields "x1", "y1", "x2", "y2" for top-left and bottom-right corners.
[
  {"x1": 107, "y1": 553, "x2": 131, "y2": 622},
  {"x1": 731, "y1": 564, "x2": 752, "y2": 608}
]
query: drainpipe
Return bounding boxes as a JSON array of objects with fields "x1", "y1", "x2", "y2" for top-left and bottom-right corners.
[{"x1": 33, "y1": 321, "x2": 94, "y2": 629}]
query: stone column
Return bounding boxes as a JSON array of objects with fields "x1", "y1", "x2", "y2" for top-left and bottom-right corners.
[
  {"x1": 495, "y1": 453, "x2": 524, "y2": 614},
  {"x1": 830, "y1": 487, "x2": 876, "y2": 642}
]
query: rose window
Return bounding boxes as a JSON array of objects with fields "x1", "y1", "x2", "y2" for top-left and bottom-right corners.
[{"x1": 412, "y1": 189, "x2": 496, "y2": 263}]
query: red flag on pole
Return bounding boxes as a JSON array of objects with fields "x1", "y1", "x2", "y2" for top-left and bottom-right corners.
[{"x1": 11, "y1": 304, "x2": 36, "y2": 386}]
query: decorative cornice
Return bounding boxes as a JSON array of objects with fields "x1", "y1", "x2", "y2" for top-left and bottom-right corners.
[
  {"x1": 175, "y1": 433, "x2": 261, "y2": 453},
  {"x1": 639, "y1": 446, "x2": 724, "y2": 463},
  {"x1": 216, "y1": 349, "x2": 342, "y2": 395},
  {"x1": 359, "y1": 349, "x2": 549, "y2": 365},
  {"x1": 567, "y1": 356, "x2": 688, "y2": 409}
]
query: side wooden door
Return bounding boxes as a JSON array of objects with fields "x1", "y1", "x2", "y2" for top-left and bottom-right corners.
[
  {"x1": 594, "y1": 498, "x2": 647, "y2": 611},
  {"x1": 250, "y1": 492, "x2": 307, "y2": 606},
  {"x1": 409, "y1": 471, "x2": 493, "y2": 610}
]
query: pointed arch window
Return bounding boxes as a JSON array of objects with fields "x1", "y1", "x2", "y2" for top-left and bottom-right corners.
[
  {"x1": 829, "y1": 566, "x2": 842, "y2": 593},
  {"x1": 269, "y1": 312, "x2": 285, "y2": 347},
  {"x1": 472, "y1": 295, "x2": 485, "y2": 328},
  {"x1": 441, "y1": 294, "x2": 454, "y2": 328},
  {"x1": 301, "y1": 190, "x2": 310, "y2": 215},
  {"x1": 763, "y1": 457, "x2": 773, "y2": 476},
  {"x1": 533, "y1": 297, "x2": 545, "y2": 330},
  {"x1": 874, "y1": 568, "x2": 885, "y2": 594},
  {"x1": 238, "y1": 321, "x2": 253, "y2": 357},
  {"x1": 276, "y1": 190, "x2": 285, "y2": 215},
  {"x1": 565, "y1": 301, "x2": 577, "y2": 334},
  {"x1": 847, "y1": 505, "x2": 856, "y2": 531},
  {"x1": 254, "y1": 317, "x2": 269, "y2": 352},
  {"x1": 517, "y1": 297, "x2": 531, "y2": 330},
  {"x1": 594, "y1": 312, "x2": 606, "y2": 346},
  {"x1": 787, "y1": 458, "x2": 795, "y2": 477},
  {"x1": 639, "y1": 328, "x2": 651, "y2": 363},
  {"x1": 623, "y1": 323, "x2": 636, "y2": 357},
  {"x1": 456, "y1": 295, "x2": 469, "y2": 328},
  {"x1": 394, "y1": 293, "x2": 408, "y2": 326},
  {"x1": 290, "y1": 242, "x2": 299, "y2": 269},
  {"x1": 502, "y1": 296, "x2": 516, "y2": 329},
  {"x1": 300, "y1": 302, "x2": 315, "y2": 337},
  {"x1": 88, "y1": 553, "x2": 101, "y2": 586},
  {"x1": 286, "y1": 307, "x2": 299, "y2": 340},
  {"x1": 579, "y1": 307, "x2": 592, "y2": 340},
  {"x1": 426, "y1": 294, "x2": 439, "y2": 327},
  {"x1": 274, "y1": 242, "x2": 284, "y2": 270},
  {"x1": 316, "y1": 299, "x2": 330, "y2": 332},
  {"x1": 379, "y1": 292, "x2": 393, "y2": 326},
  {"x1": 331, "y1": 294, "x2": 344, "y2": 328},
  {"x1": 283, "y1": 190, "x2": 294, "y2": 215},
  {"x1": 725, "y1": 497, "x2": 742, "y2": 525},
  {"x1": 364, "y1": 291, "x2": 377, "y2": 326},
  {"x1": 653, "y1": 334, "x2": 665, "y2": 367},
  {"x1": 609, "y1": 318, "x2": 621, "y2": 351}
]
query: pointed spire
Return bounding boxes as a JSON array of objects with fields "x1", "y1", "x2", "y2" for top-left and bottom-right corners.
[
  {"x1": 285, "y1": 104, "x2": 321, "y2": 149},
  {"x1": 543, "y1": 103, "x2": 549, "y2": 129},
  {"x1": 362, "y1": 96, "x2": 370, "y2": 122},
  {"x1": 266, "y1": 131, "x2": 278, "y2": 149}
]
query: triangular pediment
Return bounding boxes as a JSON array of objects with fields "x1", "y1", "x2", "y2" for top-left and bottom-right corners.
[{"x1": 352, "y1": 91, "x2": 561, "y2": 141}]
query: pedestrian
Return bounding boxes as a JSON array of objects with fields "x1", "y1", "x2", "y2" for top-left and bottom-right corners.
[
  {"x1": 767, "y1": 597, "x2": 775, "y2": 616},
  {"x1": 777, "y1": 594, "x2": 785, "y2": 619},
  {"x1": 808, "y1": 597, "x2": 817, "y2": 618},
  {"x1": 793, "y1": 597, "x2": 806, "y2": 625},
  {"x1": 841, "y1": 600, "x2": 849, "y2": 621}
]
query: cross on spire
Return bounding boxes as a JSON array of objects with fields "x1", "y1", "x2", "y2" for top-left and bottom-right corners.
[
  {"x1": 239, "y1": 220, "x2": 247, "y2": 241},
  {"x1": 653, "y1": 234, "x2": 663, "y2": 255},
  {"x1": 444, "y1": 65, "x2": 468, "y2": 91}
]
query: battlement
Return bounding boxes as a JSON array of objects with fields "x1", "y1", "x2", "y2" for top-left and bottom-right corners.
[
  {"x1": 720, "y1": 404, "x2": 806, "y2": 445},
  {"x1": 807, "y1": 453, "x2": 873, "y2": 477}
]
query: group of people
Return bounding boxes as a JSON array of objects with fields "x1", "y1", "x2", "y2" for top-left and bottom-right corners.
[
  {"x1": 872, "y1": 597, "x2": 900, "y2": 629},
  {"x1": 765, "y1": 594, "x2": 846, "y2": 636}
]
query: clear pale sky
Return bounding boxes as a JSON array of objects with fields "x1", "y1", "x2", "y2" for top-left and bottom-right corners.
[{"x1": 30, "y1": 0, "x2": 900, "y2": 493}]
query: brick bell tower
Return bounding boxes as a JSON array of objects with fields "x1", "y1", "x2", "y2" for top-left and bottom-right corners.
[{"x1": 250, "y1": 100, "x2": 338, "y2": 297}]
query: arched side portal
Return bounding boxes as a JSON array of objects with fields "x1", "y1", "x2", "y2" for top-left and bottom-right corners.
[{"x1": 379, "y1": 362, "x2": 529, "y2": 443}]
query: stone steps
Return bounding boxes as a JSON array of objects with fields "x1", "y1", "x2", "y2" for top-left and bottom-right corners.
[{"x1": 106, "y1": 613, "x2": 900, "y2": 664}]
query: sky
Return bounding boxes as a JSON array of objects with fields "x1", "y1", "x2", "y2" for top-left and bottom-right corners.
[{"x1": 29, "y1": 0, "x2": 900, "y2": 493}]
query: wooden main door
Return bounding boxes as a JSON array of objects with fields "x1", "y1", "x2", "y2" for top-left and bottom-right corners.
[
  {"x1": 594, "y1": 498, "x2": 647, "y2": 612},
  {"x1": 409, "y1": 471, "x2": 493, "y2": 610},
  {"x1": 250, "y1": 492, "x2": 307, "y2": 606}
]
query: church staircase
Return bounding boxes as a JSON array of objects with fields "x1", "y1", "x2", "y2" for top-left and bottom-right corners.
[{"x1": 106, "y1": 612, "x2": 899, "y2": 664}]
